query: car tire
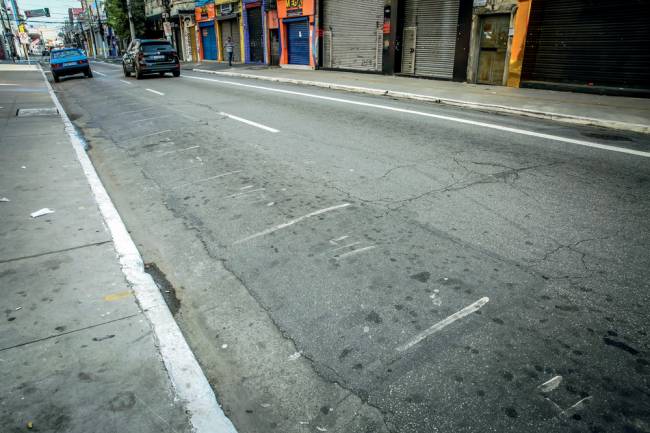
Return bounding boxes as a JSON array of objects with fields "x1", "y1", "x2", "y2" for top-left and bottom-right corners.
[
  {"x1": 172, "y1": 70, "x2": 180, "y2": 77},
  {"x1": 123, "y1": 63, "x2": 130, "y2": 77},
  {"x1": 53, "y1": 73, "x2": 60, "y2": 83},
  {"x1": 159, "y1": 72, "x2": 165, "y2": 77},
  {"x1": 85, "y1": 68, "x2": 93, "y2": 78}
]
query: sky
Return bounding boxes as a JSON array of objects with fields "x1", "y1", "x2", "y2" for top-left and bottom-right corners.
[{"x1": 14, "y1": 0, "x2": 85, "y2": 29}]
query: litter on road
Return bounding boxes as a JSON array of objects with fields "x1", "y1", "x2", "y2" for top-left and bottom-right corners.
[{"x1": 30, "y1": 208, "x2": 55, "y2": 218}]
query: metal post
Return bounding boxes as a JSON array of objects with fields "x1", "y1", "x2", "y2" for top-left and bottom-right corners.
[{"x1": 81, "y1": 0, "x2": 97, "y2": 56}]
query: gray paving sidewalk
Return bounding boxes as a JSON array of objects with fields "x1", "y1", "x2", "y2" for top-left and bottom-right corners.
[
  {"x1": 0, "y1": 65, "x2": 192, "y2": 432},
  {"x1": 191, "y1": 64, "x2": 650, "y2": 133}
]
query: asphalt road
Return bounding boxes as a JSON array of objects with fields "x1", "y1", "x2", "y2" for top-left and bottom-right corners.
[{"x1": 54, "y1": 62, "x2": 650, "y2": 433}]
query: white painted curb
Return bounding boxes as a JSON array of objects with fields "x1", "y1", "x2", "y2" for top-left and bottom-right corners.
[
  {"x1": 192, "y1": 68, "x2": 650, "y2": 135},
  {"x1": 40, "y1": 67, "x2": 238, "y2": 433}
]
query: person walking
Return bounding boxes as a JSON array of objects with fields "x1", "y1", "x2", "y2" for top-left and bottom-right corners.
[{"x1": 225, "y1": 36, "x2": 235, "y2": 67}]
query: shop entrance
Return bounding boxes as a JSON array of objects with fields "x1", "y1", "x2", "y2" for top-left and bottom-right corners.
[
  {"x1": 200, "y1": 23, "x2": 217, "y2": 60},
  {"x1": 247, "y1": 6, "x2": 264, "y2": 62},
  {"x1": 476, "y1": 14, "x2": 510, "y2": 85},
  {"x1": 286, "y1": 19, "x2": 309, "y2": 65},
  {"x1": 220, "y1": 18, "x2": 241, "y2": 63}
]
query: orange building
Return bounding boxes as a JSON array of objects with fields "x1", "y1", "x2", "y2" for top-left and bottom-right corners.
[{"x1": 277, "y1": 0, "x2": 316, "y2": 68}]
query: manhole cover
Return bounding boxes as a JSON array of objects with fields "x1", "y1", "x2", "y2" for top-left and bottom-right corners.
[{"x1": 16, "y1": 107, "x2": 59, "y2": 117}]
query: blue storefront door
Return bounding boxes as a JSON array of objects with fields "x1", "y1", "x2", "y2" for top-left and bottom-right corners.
[
  {"x1": 286, "y1": 20, "x2": 309, "y2": 65},
  {"x1": 200, "y1": 23, "x2": 217, "y2": 60}
]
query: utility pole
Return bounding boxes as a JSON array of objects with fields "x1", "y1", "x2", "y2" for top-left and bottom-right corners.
[
  {"x1": 94, "y1": 0, "x2": 106, "y2": 56},
  {"x1": 125, "y1": 0, "x2": 136, "y2": 41},
  {"x1": 80, "y1": 0, "x2": 97, "y2": 56}
]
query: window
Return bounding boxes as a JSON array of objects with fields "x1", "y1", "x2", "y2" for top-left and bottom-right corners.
[{"x1": 52, "y1": 49, "x2": 83, "y2": 59}]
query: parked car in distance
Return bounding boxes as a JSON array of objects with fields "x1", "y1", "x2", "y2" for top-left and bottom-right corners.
[
  {"x1": 122, "y1": 39, "x2": 180, "y2": 79},
  {"x1": 50, "y1": 48, "x2": 92, "y2": 83}
]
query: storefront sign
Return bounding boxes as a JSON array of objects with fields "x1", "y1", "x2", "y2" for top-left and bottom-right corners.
[
  {"x1": 286, "y1": 0, "x2": 302, "y2": 7},
  {"x1": 195, "y1": 4, "x2": 215, "y2": 21},
  {"x1": 473, "y1": 0, "x2": 487, "y2": 6}
]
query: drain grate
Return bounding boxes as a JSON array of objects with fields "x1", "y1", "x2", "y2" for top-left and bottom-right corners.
[{"x1": 16, "y1": 107, "x2": 59, "y2": 117}]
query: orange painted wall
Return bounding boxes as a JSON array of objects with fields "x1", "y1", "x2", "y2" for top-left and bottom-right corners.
[{"x1": 507, "y1": 0, "x2": 532, "y2": 87}]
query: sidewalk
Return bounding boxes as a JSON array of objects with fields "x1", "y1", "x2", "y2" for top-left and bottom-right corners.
[
  {"x1": 191, "y1": 63, "x2": 650, "y2": 134},
  {"x1": 0, "y1": 64, "x2": 235, "y2": 432}
]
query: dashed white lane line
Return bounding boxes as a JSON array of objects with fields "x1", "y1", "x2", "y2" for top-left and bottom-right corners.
[
  {"x1": 184, "y1": 74, "x2": 650, "y2": 158},
  {"x1": 146, "y1": 88, "x2": 165, "y2": 96},
  {"x1": 219, "y1": 111, "x2": 279, "y2": 133},
  {"x1": 94, "y1": 71, "x2": 107, "y2": 77},
  {"x1": 396, "y1": 297, "x2": 490, "y2": 352},
  {"x1": 119, "y1": 79, "x2": 132, "y2": 85},
  {"x1": 234, "y1": 203, "x2": 352, "y2": 245},
  {"x1": 335, "y1": 245, "x2": 376, "y2": 260}
]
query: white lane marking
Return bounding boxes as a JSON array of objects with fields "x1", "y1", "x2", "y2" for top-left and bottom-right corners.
[
  {"x1": 146, "y1": 88, "x2": 164, "y2": 96},
  {"x1": 185, "y1": 75, "x2": 649, "y2": 158},
  {"x1": 538, "y1": 375, "x2": 563, "y2": 393},
  {"x1": 131, "y1": 114, "x2": 172, "y2": 123},
  {"x1": 40, "y1": 66, "x2": 238, "y2": 433},
  {"x1": 0, "y1": 83, "x2": 17, "y2": 86},
  {"x1": 119, "y1": 79, "x2": 132, "y2": 85},
  {"x1": 218, "y1": 111, "x2": 279, "y2": 133},
  {"x1": 336, "y1": 245, "x2": 376, "y2": 259},
  {"x1": 234, "y1": 203, "x2": 352, "y2": 245},
  {"x1": 331, "y1": 235, "x2": 349, "y2": 244},
  {"x1": 171, "y1": 170, "x2": 242, "y2": 190},
  {"x1": 225, "y1": 188, "x2": 266, "y2": 199},
  {"x1": 93, "y1": 61, "x2": 121, "y2": 68},
  {"x1": 396, "y1": 297, "x2": 490, "y2": 352},
  {"x1": 159, "y1": 145, "x2": 200, "y2": 156},
  {"x1": 94, "y1": 71, "x2": 107, "y2": 77},
  {"x1": 126, "y1": 129, "x2": 173, "y2": 141},
  {"x1": 331, "y1": 241, "x2": 360, "y2": 252}
]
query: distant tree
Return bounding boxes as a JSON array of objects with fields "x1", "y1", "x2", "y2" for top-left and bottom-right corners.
[{"x1": 105, "y1": 0, "x2": 145, "y2": 42}]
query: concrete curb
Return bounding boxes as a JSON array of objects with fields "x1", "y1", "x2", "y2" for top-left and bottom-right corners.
[
  {"x1": 192, "y1": 68, "x2": 649, "y2": 134},
  {"x1": 41, "y1": 66, "x2": 238, "y2": 433}
]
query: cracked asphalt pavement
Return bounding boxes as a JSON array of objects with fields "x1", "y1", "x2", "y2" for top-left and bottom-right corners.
[{"x1": 54, "y1": 62, "x2": 650, "y2": 433}]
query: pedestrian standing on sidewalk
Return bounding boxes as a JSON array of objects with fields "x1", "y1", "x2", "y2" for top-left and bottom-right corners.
[{"x1": 225, "y1": 37, "x2": 235, "y2": 67}]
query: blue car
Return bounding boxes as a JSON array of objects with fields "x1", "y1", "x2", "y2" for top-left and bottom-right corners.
[{"x1": 50, "y1": 48, "x2": 93, "y2": 83}]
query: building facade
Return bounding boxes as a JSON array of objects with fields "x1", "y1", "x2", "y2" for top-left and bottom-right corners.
[
  {"x1": 215, "y1": 0, "x2": 244, "y2": 63},
  {"x1": 277, "y1": 0, "x2": 317, "y2": 68},
  {"x1": 242, "y1": 0, "x2": 266, "y2": 63}
]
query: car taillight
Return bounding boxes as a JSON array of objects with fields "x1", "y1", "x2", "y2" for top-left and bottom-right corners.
[
  {"x1": 52, "y1": 63, "x2": 61, "y2": 69},
  {"x1": 77, "y1": 59, "x2": 87, "y2": 64}
]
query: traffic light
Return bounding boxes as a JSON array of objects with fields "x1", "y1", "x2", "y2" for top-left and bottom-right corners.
[{"x1": 44, "y1": 8, "x2": 50, "y2": 17}]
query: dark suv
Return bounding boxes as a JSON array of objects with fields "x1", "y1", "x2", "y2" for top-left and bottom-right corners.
[{"x1": 122, "y1": 39, "x2": 180, "y2": 79}]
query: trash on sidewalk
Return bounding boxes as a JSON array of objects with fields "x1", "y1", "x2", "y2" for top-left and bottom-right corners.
[
  {"x1": 260, "y1": 403, "x2": 271, "y2": 408},
  {"x1": 287, "y1": 352, "x2": 301, "y2": 361},
  {"x1": 15, "y1": 306, "x2": 22, "y2": 311},
  {"x1": 30, "y1": 208, "x2": 55, "y2": 218},
  {"x1": 0, "y1": 197, "x2": 9, "y2": 202},
  {"x1": 27, "y1": 421, "x2": 33, "y2": 429}
]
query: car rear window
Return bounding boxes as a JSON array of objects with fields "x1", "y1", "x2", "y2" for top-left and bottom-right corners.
[
  {"x1": 52, "y1": 49, "x2": 83, "y2": 59},
  {"x1": 141, "y1": 43, "x2": 173, "y2": 53}
]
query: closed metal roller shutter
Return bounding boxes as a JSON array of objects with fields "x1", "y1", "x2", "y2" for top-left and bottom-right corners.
[
  {"x1": 287, "y1": 19, "x2": 310, "y2": 65},
  {"x1": 522, "y1": 0, "x2": 650, "y2": 89},
  {"x1": 401, "y1": 0, "x2": 459, "y2": 79},
  {"x1": 322, "y1": 0, "x2": 384, "y2": 71}
]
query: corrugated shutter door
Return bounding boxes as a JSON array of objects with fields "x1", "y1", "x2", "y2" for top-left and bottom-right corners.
[
  {"x1": 522, "y1": 0, "x2": 650, "y2": 89},
  {"x1": 413, "y1": 0, "x2": 459, "y2": 79},
  {"x1": 287, "y1": 20, "x2": 310, "y2": 65},
  {"x1": 322, "y1": 0, "x2": 384, "y2": 71}
]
